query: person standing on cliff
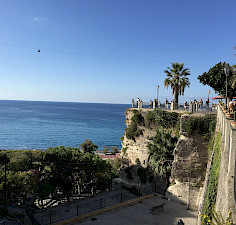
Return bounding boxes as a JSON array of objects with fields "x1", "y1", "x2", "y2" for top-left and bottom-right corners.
[{"x1": 137, "y1": 98, "x2": 140, "y2": 108}]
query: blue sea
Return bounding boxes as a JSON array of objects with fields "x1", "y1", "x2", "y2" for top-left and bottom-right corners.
[{"x1": 0, "y1": 100, "x2": 130, "y2": 151}]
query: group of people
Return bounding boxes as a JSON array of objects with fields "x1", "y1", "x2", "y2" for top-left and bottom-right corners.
[
  {"x1": 135, "y1": 97, "x2": 236, "y2": 111},
  {"x1": 229, "y1": 101, "x2": 236, "y2": 113}
]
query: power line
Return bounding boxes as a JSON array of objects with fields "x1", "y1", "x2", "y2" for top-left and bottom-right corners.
[{"x1": 0, "y1": 43, "x2": 206, "y2": 66}]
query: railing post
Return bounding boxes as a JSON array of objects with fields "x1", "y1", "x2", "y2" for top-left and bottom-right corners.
[
  {"x1": 171, "y1": 102, "x2": 174, "y2": 110},
  {"x1": 189, "y1": 103, "x2": 193, "y2": 114},
  {"x1": 120, "y1": 193, "x2": 123, "y2": 203}
]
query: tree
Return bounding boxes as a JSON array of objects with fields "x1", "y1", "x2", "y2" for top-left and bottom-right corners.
[
  {"x1": 40, "y1": 146, "x2": 114, "y2": 201},
  {"x1": 198, "y1": 62, "x2": 236, "y2": 100},
  {"x1": 147, "y1": 128, "x2": 177, "y2": 187},
  {"x1": 110, "y1": 146, "x2": 119, "y2": 154},
  {"x1": 42, "y1": 146, "x2": 82, "y2": 201},
  {"x1": 103, "y1": 146, "x2": 109, "y2": 154},
  {"x1": 80, "y1": 139, "x2": 98, "y2": 154},
  {"x1": 164, "y1": 63, "x2": 190, "y2": 105}
]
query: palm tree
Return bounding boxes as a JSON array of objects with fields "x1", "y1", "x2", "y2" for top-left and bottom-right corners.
[
  {"x1": 164, "y1": 63, "x2": 190, "y2": 106},
  {"x1": 147, "y1": 128, "x2": 177, "y2": 187}
]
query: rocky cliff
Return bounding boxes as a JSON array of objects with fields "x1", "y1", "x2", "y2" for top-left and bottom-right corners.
[
  {"x1": 121, "y1": 109, "x2": 156, "y2": 167},
  {"x1": 166, "y1": 114, "x2": 211, "y2": 208},
  {"x1": 116, "y1": 108, "x2": 215, "y2": 205}
]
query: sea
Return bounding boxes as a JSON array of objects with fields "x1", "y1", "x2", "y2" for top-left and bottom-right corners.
[{"x1": 0, "y1": 100, "x2": 130, "y2": 151}]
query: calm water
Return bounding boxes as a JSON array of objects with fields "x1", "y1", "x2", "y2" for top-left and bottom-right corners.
[{"x1": 0, "y1": 100, "x2": 130, "y2": 151}]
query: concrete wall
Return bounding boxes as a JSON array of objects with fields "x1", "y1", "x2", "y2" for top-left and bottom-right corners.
[
  {"x1": 215, "y1": 105, "x2": 236, "y2": 224},
  {"x1": 198, "y1": 105, "x2": 236, "y2": 224}
]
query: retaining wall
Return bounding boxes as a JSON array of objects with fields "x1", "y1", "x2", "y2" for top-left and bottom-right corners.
[
  {"x1": 215, "y1": 105, "x2": 236, "y2": 223},
  {"x1": 198, "y1": 105, "x2": 236, "y2": 224}
]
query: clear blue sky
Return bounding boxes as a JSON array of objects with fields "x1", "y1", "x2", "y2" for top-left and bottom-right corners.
[{"x1": 0, "y1": 0, "x2": 236, "y2": 104}]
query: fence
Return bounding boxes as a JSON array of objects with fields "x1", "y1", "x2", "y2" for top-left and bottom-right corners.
[
  {"x1": 34, "y1": 184, "x2": 158, "y2": 225},
  {"x1": 0, "y1": 221, "x2": 22, "y2": 225},
  {"x1": 132, "y1": 99, "x2": 217, "y2": 113}
]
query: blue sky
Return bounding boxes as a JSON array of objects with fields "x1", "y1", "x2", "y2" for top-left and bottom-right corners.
[{"x1": 0, "y1": 0, "x2": 236, "y2": 104}]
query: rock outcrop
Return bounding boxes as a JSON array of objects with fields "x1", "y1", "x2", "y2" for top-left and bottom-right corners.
[
  {"x1": 117, "y1": 109, "x2": 213, "y2": 205},
  {"x1": 166, "y1": 114, "x2": 209, "y2": 208}
]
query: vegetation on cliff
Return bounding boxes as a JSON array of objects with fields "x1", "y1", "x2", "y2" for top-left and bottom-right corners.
[
  {"x1": 147, "y1": 128, "x2": 178, "y2": 186},
  {"x1": 123, "y1": 109, "x2": 180, "y2": 187},
  {"x1": 125, "y1": 109, "x2": 179, "y2": 140},
  {"x1": 185, "y1": 115, "x2": 216, "y2": 139},
  {"x1": 202, "y1": 132, "x2": 222, "y2": 224}
]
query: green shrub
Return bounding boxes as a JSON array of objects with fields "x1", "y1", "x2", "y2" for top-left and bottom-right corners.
[
  {"x1": 135, "y1": 158, "x2": 141, "y2": 165},
  {"x1": 185, "y1": 115, "x2": 216, "y2": 138},
  {"x1": 122, "y1": 147, "x2": 128, "y2": 155},
  {"x1": 175, "y1": 120, "x2": 181, "y2": 139},
  {"x1": 131, "y1": 110, "x2": 145, "y2": 126},
  {"x1": 145, "y1": 109, "x2": 179, "y2": 129},
  {"x1": 125, "y1": 123, "x2": 143, "y2": 140}
]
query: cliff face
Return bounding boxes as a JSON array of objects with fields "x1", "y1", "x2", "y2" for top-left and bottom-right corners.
[
  {"x1": 166, "y1": 114, "x2": 209, "y2": 208},
  {"x1": 116, "y1": 109, "x2": 165, "y2": 191},
  {"x1": 118, "y1": 109, "x2": 213, "y2": 206},
  {"x1": 121, "y1": 109, "x2": 155, "y2": 167}
]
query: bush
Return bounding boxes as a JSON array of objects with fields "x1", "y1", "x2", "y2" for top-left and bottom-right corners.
[
  {"x1": 145, "y1": 109, "x2": 179, "y2": 129},
  {"x1": 131, "y1": 110, "x2": 145, "y2": 126},
  {"x1": 185, "y1": 115, "x2": 216, "y2": 138},
  {"x1": 125, "y1": 123, "x2": 143, "y2": 140}
]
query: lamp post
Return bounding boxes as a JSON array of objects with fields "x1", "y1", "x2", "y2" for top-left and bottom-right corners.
[
  {"x1": 157, "y1": 85, "x2": 159, "y2": 107},
  {"x1": 224, "y1": 64, "x2": 230, "y2": 109},
  {"x1": 208, "y1": 90, "x2": 210, "y2": 101}
]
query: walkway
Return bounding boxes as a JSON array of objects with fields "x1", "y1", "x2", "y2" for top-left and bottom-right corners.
[{"x1": 68, "y1": 195, "x2": 198, "y2": 225}]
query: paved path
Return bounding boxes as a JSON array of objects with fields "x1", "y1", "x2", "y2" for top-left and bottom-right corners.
[
  {"x1": 69, "y1": 195, "x2": 198, "y2": 225},
  {"x1": 34, "y1": 189, "x2": 137, "y2": 224}
]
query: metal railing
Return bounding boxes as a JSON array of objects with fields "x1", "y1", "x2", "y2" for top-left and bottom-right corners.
[
  {"x1": 131, "y1": 99, "x2": 217, "y2": 113},
  {"x1": 34, "y1": 183, "x2": 158, "y2": 225}
]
